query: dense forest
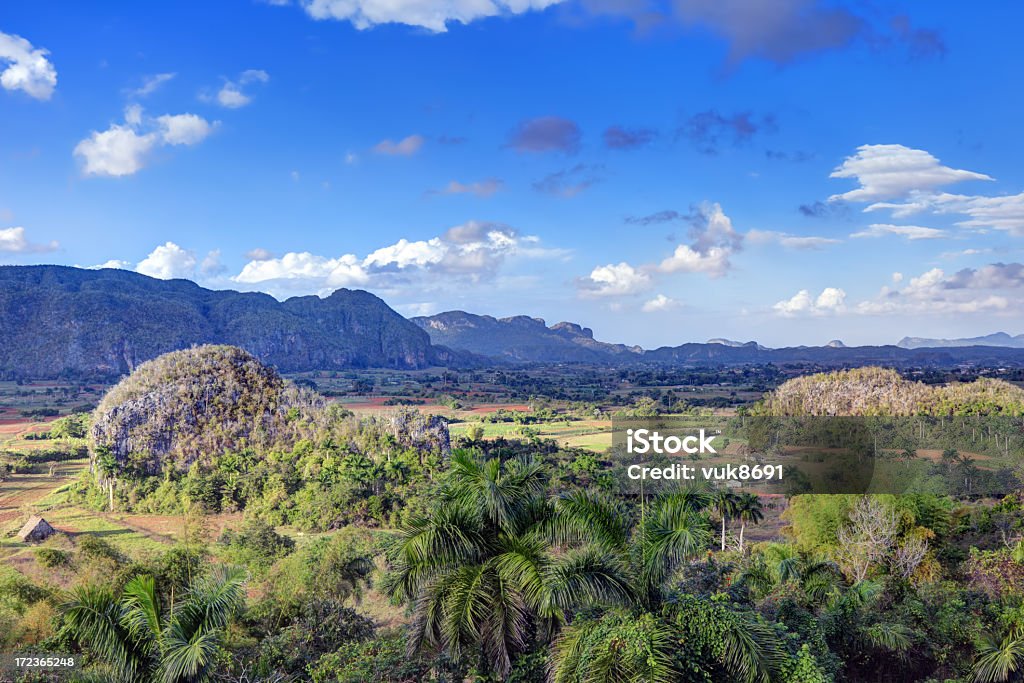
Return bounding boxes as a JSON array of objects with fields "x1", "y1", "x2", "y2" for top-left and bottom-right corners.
[{"x1": 2, "y1": 350, "x2": 1023, "y2": 682}]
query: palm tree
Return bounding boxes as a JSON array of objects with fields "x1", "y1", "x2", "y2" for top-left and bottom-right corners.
[
  {"x1": 95, "y1": 446, "x2": 118, "y2": 512},
  {"x1": 737, "y1": 544, "x2": 843, "y2": 604},
  {"x1": 734, "y1": 493, "x2": 765, "y2": 552},
  {"x1": 972, "y1": 625, "x2": 1024, "y2": 683},
  {"x1": 383, "y1": 450, "x2": 632, "y2": 678},
  {"x1": 712, "y1": 490, "x2": 739, "y2": 551},
  {"x1": 61, "y1": 565, "x2": 246, "y2": 683}
]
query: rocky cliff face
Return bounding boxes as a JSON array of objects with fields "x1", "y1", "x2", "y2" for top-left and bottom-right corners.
[
  {"x1": 411, "y1": 310, "x2": 640, "y2": 362},
  {"x1": 90, "y1": 345, "x2": 323, "y2": 474},
  {"x1": 0, "y1": 265, "x2": 452, "y2": 378}
]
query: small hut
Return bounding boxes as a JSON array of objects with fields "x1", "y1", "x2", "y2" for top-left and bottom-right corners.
[{"x1": 17, "y1": 515, "x2": 55, "y2": 543}]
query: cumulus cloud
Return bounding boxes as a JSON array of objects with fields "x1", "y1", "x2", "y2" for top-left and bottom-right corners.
[
  {"x1": 678, "y1": 110, "x2": 774, "y2": 155},
  {"x1": 746, "y1": 229, "x2": 840, "y2": 250},
  {"x1": 74, "y1": 106, "x2": 217, "y2": 177},
  {"x1": 373, "y1": 134, "x2": 425, "y2": 156},
  {"x1": 298, "y1": 0, "x2": 563, "y2": 32},
  {"x1": 577, "y1": 262, "x2": 652, "y2": 298},
  {"x1": 850, "y1": 223, "x2": 947, "y2": 240},
  {"x1": 532, "y1": 164, "x2": 602, "y2": 197},
  {"x1": 432, "y1": 178, "x2": 503, "y2": 197},
  {"x1": 130, "y1": 73, "x2": 175, "y2": 98},
  {"x1": 235, "y1": 252, "x2": 369, "y2": 288},
  {"x1": 233, "y1": 221, "x2": 554, "y2": 295},
  {"x1": 0, "y1": 31, "x2": 57, "y2": 100},
  {"x1": 849, "y1": 263, "x2": 1024, "y2": 316},
  {"x1": 157, "y1": 113, "x2": 216, "y2": 145},
  {"x1": 507, "y1": 116, "x2": 581, "y2": 154},
  {"x1": 603, "y1": 125, "x2": 656, "y2": 150},
  {"x1": 642, "y1": 294, "x2": 681, "y2": 312},
  {"x1": 135, "y1": 242, "x2": 198, "y2": 279},
  {"x1": 207, "y1": 69, "x2": 269, "y2": 109},
  {"x1": 0, "y1": 226, "x2": 59, "y2": 253},
  {"x1": 73, "y1": 125, "x2": 158, "y2": 177},
  {"x1": 829, "y1": 144, "x2": 991, "y2": 203},
  {"x1": 656, "y1": 202, "x2": 743, "y2": 277},
  {"x1": 773, "y1": 287, "x2": 846, "y2": 316}
]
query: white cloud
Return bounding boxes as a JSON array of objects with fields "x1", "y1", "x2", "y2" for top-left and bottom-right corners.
[
  {"x1": 850, "y1": 223, "x2": 947, "y2": 240},
  {"x1": 0, "y1": 31, "x2": 57, "y2": 100},
  {"x1": 136, "y1": 242, "x2": 198, "y2": 279},
  {"x1": 364, "y1": 238, "x2": 446, "y2": 269},
  {"x1": 656, "y1": 202, "x2": 742, "y2": 278},
  {"x1": 210, "y1": 69, "x2": 269, "y2": 109},
  {"x1": 0, "y1": 226, "x2": 58, "y2": 253},
  {"x1": 869, "y1": 191, "x2": 1024, "y2": 236},
  {"x1": 746, "y1": 229, "x2": 840, "y2": 250},
  {"x1": 232, "y1": 222, "x2": 540, "y2": 295},
  {"x1": 855, "y1": 264, "x2": 1024, "y2": 315},
  {"x1": 87, "y1": 259, "x2": 131, "y2": 270},
  {"x1": 773, "y1": 287, "x2": 846, "y2": 316},
  {"x1": 641, "y1": 294, "x2": 681, "y2": 312},
  {"x1": 73, "y1": 125, "x2": 158, "y2": 177},
  {"x1": 829, "y1": 144, "x2": 992, "y2": 203},
  {"x1": 373, "y1": 134, "x2": 425, "y2": 156},
  {"x1": 130, "y1": 73, "x2": 175, "y2": 97},
  {"x1": 658, "y1": 244, "x2": 734, "y2": 277},
  {"x1": 578, "y1": 262, "x2": 652, "y2": 298},
  {"x1": 156, "y1": 113, "x2": 216, "y2": 145},
  {"x1": 74, "y1": 106, "x2": 217, "y2": 177},
  {"x1": 235, "y1": 252, "x2": 369, "y2": 289},
  {"x1": 299, "y1": 0, "x2": 563, "y2": 32}
]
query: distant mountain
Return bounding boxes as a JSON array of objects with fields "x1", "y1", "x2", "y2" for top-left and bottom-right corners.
[
  {"x1": 0, "y1": 265, "x2": 458, "y2": 379},
  {"x1": 642, "y1": 342, "x2": 1024, "y2": 367},
  {"x1": 826, "y1": 340, "x2": 846, "y2": 348},
  {"x1": 6, "y1": 266, "x2": 1024, "y2": 379},
  {"x1": 897, "y1": 332, "x2": 1024, "y2": 349},
  {"x1": 412, "y1": 311, "x2": 641, "y2": 362},
  {"x1": 708, "y1": 338, "x2": 769, "y2": 350}
]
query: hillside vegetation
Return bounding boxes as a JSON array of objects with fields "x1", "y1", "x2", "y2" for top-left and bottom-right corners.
[
  {"x1": 759, "y1": 367, "x2": 1024, "y2": 416},
  {"x1": 0, "y1": 265, "x2": 450, "y2": 379},
  {"x1": 90, "y1": 345, "x2": 321, "y2": 475},
  {"x1": 83, "y1": 345, "x2": 451, "y2": 528}
]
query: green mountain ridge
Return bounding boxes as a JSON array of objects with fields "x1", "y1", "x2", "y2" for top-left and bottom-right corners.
[{"x1": 0, "y1": 265, "x2": 454, "y2": 379}]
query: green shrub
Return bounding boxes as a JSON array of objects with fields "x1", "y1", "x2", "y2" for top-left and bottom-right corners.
[{"x1": 33, "y1": 547, "x2": 70, "y2": 568}]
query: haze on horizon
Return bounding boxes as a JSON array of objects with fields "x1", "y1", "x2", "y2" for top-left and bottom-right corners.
[{"x1": 1, "y1": 1, "x2": 1022, "y2": 349}]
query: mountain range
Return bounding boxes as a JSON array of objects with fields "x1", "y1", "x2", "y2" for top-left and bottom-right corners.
[
  {"x1": 0, "y1": 265, "x2": 454, "y2": 378},
  {"x1": 4, "y1": 265, "x2": 1024, "y2": 379},
  {"x1": 897, "y1": 332, "x2": 1024, "y2": 349}
]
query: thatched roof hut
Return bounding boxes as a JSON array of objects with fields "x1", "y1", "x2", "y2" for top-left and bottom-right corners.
[{"x1": 17, "y1": 515, "x2": 55, "y2": 542}]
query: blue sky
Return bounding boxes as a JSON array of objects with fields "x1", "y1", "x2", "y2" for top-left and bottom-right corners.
[{"x1": 2, "y1": 1, "x2": 1023, "y2": 348}]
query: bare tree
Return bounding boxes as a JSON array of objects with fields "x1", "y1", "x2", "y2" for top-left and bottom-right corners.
[
  {"x1": 835, "y1": 496, "x2": 898, "y2": 583},
  {"x1": 890, "y1": 534, "x2": 929, "y2": 580}
]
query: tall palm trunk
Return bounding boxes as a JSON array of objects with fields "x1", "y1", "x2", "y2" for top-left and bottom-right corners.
[{"x1": 721, "y1": 515, "x2": 727, "y2": 551}]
